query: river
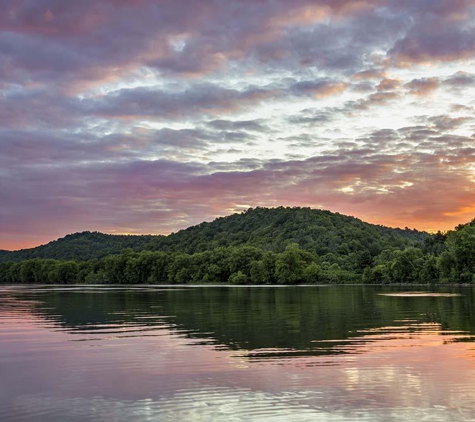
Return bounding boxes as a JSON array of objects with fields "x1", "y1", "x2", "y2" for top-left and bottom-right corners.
[{"x1": 1, "y1": 285, "x2": 475, "y2": 421}]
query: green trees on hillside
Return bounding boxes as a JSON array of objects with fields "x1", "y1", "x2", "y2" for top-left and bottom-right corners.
[
  {"x1": 275, "y1": 243, "x2": 313, "y2": 284},
  {"x1": 0, "y1": 207, "x2": 426, "y2": 263},
  {"x1": 436, "y1": 224, "x2": 475, "y2": 282},
  {"x1": 0, "y1": 238, "x2": 448, "y2": 285},
  {"x1": 0, "y1": 243, "x2": 352, "y2": 285},
  {"x1": 0, "y1": 232, "x2": 159, "y2": 263},
  {"x1": 1, "y1": 208, "x2": 475, "y2": 284},
  {"x1": 360, "y1": 222, "x2": 475, "y2": 284}
]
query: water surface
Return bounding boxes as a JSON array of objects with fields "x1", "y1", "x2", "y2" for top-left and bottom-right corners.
[{"x1": 1, "y1": 285, "x2": 475, "y2": 421}]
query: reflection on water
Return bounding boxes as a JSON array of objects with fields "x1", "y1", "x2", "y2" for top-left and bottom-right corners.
[{"x1": 1, "y1": 285, "x2": 475, "y2": 421}]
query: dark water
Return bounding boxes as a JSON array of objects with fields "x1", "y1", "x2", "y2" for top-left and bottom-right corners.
[{"x1": 1, "y1": 285, "x2": 475, "y2": 421}]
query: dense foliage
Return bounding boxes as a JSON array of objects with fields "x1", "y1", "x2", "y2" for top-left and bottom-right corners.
[
  {"x1": 0, "y1": 207, "x2": 424, "y2": 262},
  {"x1": 0, "y1": 232, "x2": 159, "y2": 262},
  {"x1": 0, "y1": 244, "x2": 358, "y2": 284},
  {"x1": 1, "y1": 207, "x2": 475, "y2": 284}
]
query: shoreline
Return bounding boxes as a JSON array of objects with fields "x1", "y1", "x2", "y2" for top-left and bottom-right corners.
[{"x1": 1, "y1": 283, "x2": 473, "y2": 288}]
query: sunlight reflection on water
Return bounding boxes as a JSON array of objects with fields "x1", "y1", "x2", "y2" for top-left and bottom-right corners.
[{"x1": 1, "y1": 285, "x2": 475, "y2": 421}]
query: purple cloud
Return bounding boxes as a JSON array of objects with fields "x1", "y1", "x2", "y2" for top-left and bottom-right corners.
[{"x1": 3, "y1": 0, "x2": 475, "y2": 249}]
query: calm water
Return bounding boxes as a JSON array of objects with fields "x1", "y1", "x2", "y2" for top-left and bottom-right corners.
[{"x1": 1, "y1": 285, "x2": 475, "y2": 422}]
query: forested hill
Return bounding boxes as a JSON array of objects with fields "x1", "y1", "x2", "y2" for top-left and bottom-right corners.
[
  {"x1": 0, "y1": 232, "x2": 160, "y2": 263},
  {"x1": 0, "y1": 207, "x2": 428, "y2": 263},
  {"x1": 148, "y1": 206, "x2": 427, "y2": 254}
]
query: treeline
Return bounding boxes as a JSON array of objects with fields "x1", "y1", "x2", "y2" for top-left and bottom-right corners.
[
  {"x1": 363, "y1": 221, "x2": 475, "y2": 284},
  {"x1": 0, "y1": 232, "x2": 158, "y2": 263},
  {"x1": 1, "y1": 219, "x2": 475, "y2": 284},
  {"x1": 0, "y1": 244, "x2": 359, "y2": 285},
  {"x1": 1, "y1": 207, "x2": 475, "y2": 284}
]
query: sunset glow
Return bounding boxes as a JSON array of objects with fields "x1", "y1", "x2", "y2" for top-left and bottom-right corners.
[{"x1": 2, "y1": 0, "x2": 475, "y2": 249}]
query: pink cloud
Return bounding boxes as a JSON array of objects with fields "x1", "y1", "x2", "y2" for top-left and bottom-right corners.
[
  {"x1": 3, "y1": 1, "x2": 475, "y2": 249},
  {"x1": 405, "y1": 77, "x2": 440, "y2": 96}
]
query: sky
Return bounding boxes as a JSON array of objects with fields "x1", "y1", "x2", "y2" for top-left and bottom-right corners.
[{"x1": 2, "y1": 0, "x2": 475, "y2": 250}]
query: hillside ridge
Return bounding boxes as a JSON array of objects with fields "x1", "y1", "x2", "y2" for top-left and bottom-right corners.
[{"x1": 0, "y1": 207, "x2": 427, "y2": 263}]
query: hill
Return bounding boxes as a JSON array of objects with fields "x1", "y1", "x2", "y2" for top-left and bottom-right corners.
[
  {"x1": 0, "y1": 232, "x2": 160, "y2": 263},
  {"x1": 0, "y1": 207, "x2": 427, "y2": 263},
  {"x1": 148, "y1": 206, "x2": 427, "y2": 254},
  {"x1": 3, "y1": 207, "x2": 475, "y2": 284}
]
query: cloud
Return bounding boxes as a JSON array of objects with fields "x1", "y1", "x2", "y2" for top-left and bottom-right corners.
[
  {"x1": 427, "y1": 115, "x2": 473, "y2": 131},
  {"x1": 391, "y1": 27, "x2": 475, "y2": 64},
  {"x1": 290, "y1": 80, "x2": 347, "y2": 98},
  {"x1": 4, "y1": 116, "x2": 475, "y2": 248},
  {"x1": 405, "y1": 77, "x2": 440, "y2": 96},
  {"x1": 287, "y1": 109, "x2": 338, "y2": 126},
  {"x1": 206, "y1": 119, "x2": 270, "y2": 132},
  {"x1": 376, "y1": 78, "x2": 400, "y2": 92},
  {"x1": 443, "y1": 71, "x2": 475, "y2": 88},
  {"x1": 0, "y1": 0, "x2": 385, "y2": 89},
  {"x1": 343, "y1": 91, "x2": 400, "y2": 113},
  {"x1": 89, "y1": 84, "x2": 280, "y2": 120},
  {"x1": 353, "y1": 69, "x2": 387, "y2": 80},
  {"x1": 3, "y1": 0, "x2": 475, "y2": 248}
]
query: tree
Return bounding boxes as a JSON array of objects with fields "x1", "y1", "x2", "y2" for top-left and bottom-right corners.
[
  {"x1": 389, "y1": 247, "x2": 424, "y2": 283},
  {"x1": 303, "y1": 262, "x2": 322, "y2": 283},
  {"x1": 275, "y1": 243, "x2": 313, "y2": 284},
  {"x1": 229, "y1": 271, "x2": 248, "y2": 284}
]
